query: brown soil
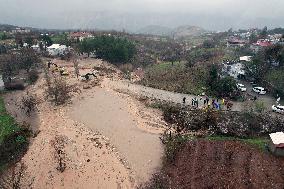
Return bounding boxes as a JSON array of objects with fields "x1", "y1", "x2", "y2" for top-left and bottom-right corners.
[
  {"x1": 1, "y1": 58, "x2": 166, "y2": 188},
  {"x1": 165, "y1": 140, "x2": 284, "y2": 189}
]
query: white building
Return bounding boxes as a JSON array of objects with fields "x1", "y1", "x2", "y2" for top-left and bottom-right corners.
[
  {"x1": 11, "y1": 27, "x2": 31, "y2": 34},
  {"x1": 31, "y1": 45, "x2": 41, "y2": 53},
  {"x1": 223, "y1": 62, "x2": 245, "y2": 79},
  {"x1": 269, "y1": 132, "x2": 284, "y2": 156},
  {"x1": 240, "y1": 56, "x2": 252, "y2": 62},
  {"x1": 47, "y1": 44, "x2": 68, "y2": 56}
]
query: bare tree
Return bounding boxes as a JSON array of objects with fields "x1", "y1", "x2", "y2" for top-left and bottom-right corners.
[
  {"x1": 73, "y1": 59, "x2": 80, "y2": 78},
  {"x1": 20, "y1": 91, "x2": 37, "y2": 117}
]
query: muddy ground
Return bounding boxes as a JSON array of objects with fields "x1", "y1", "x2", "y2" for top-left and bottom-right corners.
[{"x1": 164, "y1": 140, "x2": 284, "y2": 189}]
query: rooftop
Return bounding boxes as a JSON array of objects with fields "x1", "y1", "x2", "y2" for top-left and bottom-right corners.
[{"x1": 270, "y1": 132, "x2": 284, "y2": 147}]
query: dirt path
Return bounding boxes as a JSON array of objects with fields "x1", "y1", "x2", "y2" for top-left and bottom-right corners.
[
  {"x1": 105, "y1": 80, "x2": 245, "y2": 111},
  {"x1": 69, "y1": 87, "x2": 164, "y2": 184}
]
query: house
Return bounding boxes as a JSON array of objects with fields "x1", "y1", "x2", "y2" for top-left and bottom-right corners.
[
  {"x1": 227, "y1": 37, "x2": 246, "y2": 47},
  {"x1": 31, "y1": 44, "x2": 41, "y2": 53},
  {"x1": 251, "y1": 39, "x2": 272, "y2": 52},
  {"x1": 240, "y1": 56, "x2": 252, "y2": 62},
  {"x1": 269, "y1": 132, "x2": 284, "y2": 156},
  {"x1": 69, "y1": 32, "x2": 93, "y2": 42},
  {"x1": 47, "y1": 44, "x2": 68, "y2": 56},
  {"x1": 222, "y1": 61, "x2": 245, "y2": 79},
  {"x1": 11, "y1": 27, "x2": 31, "y2": 34}
]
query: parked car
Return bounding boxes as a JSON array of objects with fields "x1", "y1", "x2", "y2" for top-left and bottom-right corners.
[
  {"x1": 252, "y1": 87, "x2": 267, "y2": 95},
  {"x1": 236, "y1": 83, "x2": 247, "y2": 92},
  {"x1": 272, "y1": 105, "x2": 284, "y2": 114}
]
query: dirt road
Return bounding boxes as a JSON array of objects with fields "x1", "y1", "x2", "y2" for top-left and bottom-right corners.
[
  {"x1": 69, "y1": 87, "x2": 164, "y2": 184},
  {"x1": 105, "y1": 80, "x2": 245, "y2": 111}
]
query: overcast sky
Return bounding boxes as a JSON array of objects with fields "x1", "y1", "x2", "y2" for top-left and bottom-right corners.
[{"x1": 0, "y1": 0, "x2": 283, "y2": 31}]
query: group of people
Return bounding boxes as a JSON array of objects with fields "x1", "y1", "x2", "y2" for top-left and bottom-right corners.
[{"x1": 183, "y1": 95, "x2": 233, "y2": 110}]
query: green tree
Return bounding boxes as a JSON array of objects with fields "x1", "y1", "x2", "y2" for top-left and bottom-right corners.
[
  {"x1": 78, "y1": 36, "x2": 136, "y2": 64},
  {"x1": 244, "y1": 51, "x2": 268, "y2": 81},
  {"x1": 52, "y1": 33, "x2": 71, "y2": 46},
  {"x1": 249, "y1": 33, "x2": 258, "y2": 43},
  {"x1": 19, "y1": 48, "x2": 41, "y2": 72},
  {"x1": 202, "y1": 40, "x2": 215, "y2": 48},
  {"x1": 25, "y1": 36, "x2": 33, "y2": 47},
  {"x1": 41, "y1": 34, "x2": 52, "y2": 50},
  {"x1": 216, "y1": 76, "x2": 237, "y2": 97},
  {"x1": 208, "y1": 64, "x2": 219, "y2": 91},
  {"x1": 260, "y1": 26, "x2": 268, "y2": 39},
  {"x1": 0, "y1": 32, "x2": 7, "y2": 40},
  {"x1": 78, "y1": 39, "x2": 93, "y2": 57}
]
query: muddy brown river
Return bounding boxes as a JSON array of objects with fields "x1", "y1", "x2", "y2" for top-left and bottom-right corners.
[{"x1": 69, "y1": 87, "x2": 163, "y2": 183}]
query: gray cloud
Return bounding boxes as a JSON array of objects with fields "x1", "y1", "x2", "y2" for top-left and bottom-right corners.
[{"x1": 0, "y1": 0, "x2": 283, "y2": 31}]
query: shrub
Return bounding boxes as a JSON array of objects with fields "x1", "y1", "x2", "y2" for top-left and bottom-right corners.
[
  {"x1": 0, "y1": 129, "x2": 30, "y2": 170},
  {"x1": 21, "y1": 92, "x2": 37, "y2": 116},
  {"x1": 254, "y1": 101, "x2": 266, "y2": 113},
  {"x1": 139, "y1": 173, "x2": 170, "y2": 189},
  {"x1": 45, "y1": 76, "x2": 72, "y2": 105},
  {"x1": 161, "y1": 133, "x2": 188, "y2": 163},
  {"x1": 51, "y1": 135, "x2": 67, "y2": 173},
  {"x1": 4, "y1": 80, "x2": 25, "y2": 90},
  {"x1": 27, "y1": 70, "x2": 39, "y2": 84}
]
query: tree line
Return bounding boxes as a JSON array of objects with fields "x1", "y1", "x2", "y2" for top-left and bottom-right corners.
[{"x1": 78, "y1": 35, "x2": 136, "y2": 64}]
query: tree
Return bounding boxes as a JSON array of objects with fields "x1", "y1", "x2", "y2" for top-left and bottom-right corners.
[
  {"x1": 78, "y1": 39, "x2": 93, "y2": 57},
  {"x1": 216, "y1": 76, "x2": 237, "y2": 97},
  {"x1": 41, "y1": 34, "x2": 52, "y2": 50},
  {"x1": 18, "y1": 48, "x2": 41, "y2": 73},
  {"x1": 264, "y1": 44, "x2": 284, "y2": 67},
  {"x1": 260, "y1": 26, "x2": 268, "y2": 39},
  {"x1": 25, "y1": 37, "x2": 33, "y2": 47},
  {"x1": 244, "y1": 50, "x2": 268, "y2": 81},
  {"x1": 45, "y1": 76, "x2": 72, "y2": 105},
  {"x1": 265, "y1": 68, "x2": 284, "y2": 98},
  {"x1": 0, "y1": 32, "x2": 8, "y2": 40},
  {"x1": 207, "y1": 64, "x2": 219, "y2": 91},
  {"x1": 185, "y1": 54, "x2": 195, "y2": 68},
  {"x1": 78, "y1": 36, "x2": 136, "y2": 64},
  {"x1": 249, "y1": 33, "x2": 258, "y2": 43},
  {"x1": 52, "y1": 33, "x2": 71, "y2": 46},
  {"x1": 202, "y1": 40, "x2": 215, "y2": 48}
]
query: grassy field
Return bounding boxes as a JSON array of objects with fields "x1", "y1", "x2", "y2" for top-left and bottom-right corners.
[
  {"x1": 140, "y1": 61, "x2": 208, "y2": 95},
  {"x1": 0, "y1": 96, "x2": 20, "y2": 144},
  {"x1": 0, "y1": 95, "x2": 29, "y2": 172}
]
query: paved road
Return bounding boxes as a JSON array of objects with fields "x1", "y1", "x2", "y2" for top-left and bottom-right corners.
[
  {"x1": 105, "y1": 80, "x2": 245, "y2": 112},
  {"x1": 239, "y1": 80, "x2": 281, "y2": 105}
]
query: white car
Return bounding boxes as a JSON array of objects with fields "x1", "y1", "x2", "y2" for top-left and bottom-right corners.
[
  {"x1": 272, "y1": 105, "x2": 284, "y2": 114},
  {"x1": 236, "y1": 83, "x2": 247, "y2": 92},
  {"x1": 252, "y1": 87, "x2": 267, "y2": 95}
]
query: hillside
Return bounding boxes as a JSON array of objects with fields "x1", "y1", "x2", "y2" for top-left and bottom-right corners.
[
  {"x1": 0, "y1": 24, "x2": 18, "y2": 31},
  {"x1": 137, "y1": 25, "x2": 206, "y2": 38},
  {"x1": 172, "y1": 25, "x2": 206, "y2": 38},
  {"x1": 136, "y1": 25, "x2": 172, "y2": 36}
]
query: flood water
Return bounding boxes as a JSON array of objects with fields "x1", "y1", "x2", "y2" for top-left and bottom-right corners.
[{"x1": 69, "y1": 87, "x2": 163, "y2": 183}]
